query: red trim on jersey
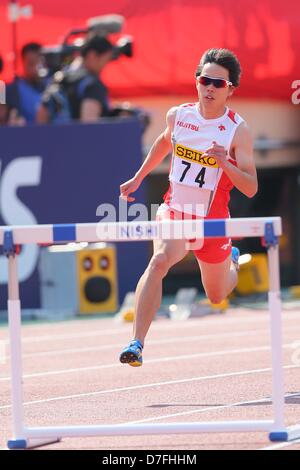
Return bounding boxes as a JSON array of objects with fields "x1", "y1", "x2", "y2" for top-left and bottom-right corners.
[
  {"x1": 182, "y1": 103, "x2": 195, "y2": 108},
  {"x1": 227, "y1": 109, "x2": 237, "y2": 124},
  {"x1": 163, "y1": 154, "x2": 175, "y2": 205}
]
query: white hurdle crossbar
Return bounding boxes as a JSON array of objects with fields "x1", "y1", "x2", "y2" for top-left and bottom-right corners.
[{"x1": 2, "y1": 217, "x2": 300, "y2": 449}]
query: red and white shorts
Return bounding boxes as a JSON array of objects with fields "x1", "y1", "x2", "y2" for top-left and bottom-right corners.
[{"x1": 156, "y1": 203, "x2": 232, "y2": 264}]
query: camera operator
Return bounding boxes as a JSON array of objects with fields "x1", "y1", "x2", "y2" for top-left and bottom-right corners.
[
  {"x1": 5, "y1": 42, "x2": 47, "y2": 125},
  {"x1": 37, "y1": 35, "x2": 114, "y2": 124},
  {"x1": 78, "y1": 35, "x2": 113, "y2": 121},
  {"x1": 37, "y1": 33, "x2": 150, "y2": 132}
]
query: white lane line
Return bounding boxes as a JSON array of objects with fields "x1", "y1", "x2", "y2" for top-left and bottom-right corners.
[
  {"x1": 3, "y1": 330, "x2": 259, "y2": 360},
  {"x1": 9, "y1": 324, "x2": 300, "y2": 359},
  {"x1": 1, "y1": 310, "x2": 299, "y2": 344},
  {"x1": 1, "y1": 326, "x2": 130, "y2": 344},
  {"x1": 0, "y1": 364, "x2": 299, "y2": 410},
  {"x1": 261, "y1": 437, "x2": 300, "y2": 450},
  {"x1": 124, "y1": 392, "x2": 300, "y2": 425},
  {"x1": 0, "y1": 342, "x2": 295, "y2": 382}
]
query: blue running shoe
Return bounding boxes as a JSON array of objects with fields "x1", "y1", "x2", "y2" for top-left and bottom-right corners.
[
  {"x1": 119, "y1": 339, "x2": 143, "y2": 367},
  {"x1": 231, "y1": 246, "x2": 240, "y2": 271}
]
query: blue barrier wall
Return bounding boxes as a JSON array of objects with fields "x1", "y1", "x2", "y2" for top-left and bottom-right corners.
[{"x1": 0, "y1": 119, "x2": 148, "y2": 308}]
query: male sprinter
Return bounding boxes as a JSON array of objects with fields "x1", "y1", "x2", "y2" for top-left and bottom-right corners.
[{"x1": 119, "y1": 48, "x2": 257, "y2": 366}]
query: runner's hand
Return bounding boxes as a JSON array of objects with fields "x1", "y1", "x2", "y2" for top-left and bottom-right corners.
[
  {"x1": 202, "y1": 141, "x2": 227, "y2": 167},
  {"x1": 120, "y1": 176, "x2": 142, "y2": 202}
]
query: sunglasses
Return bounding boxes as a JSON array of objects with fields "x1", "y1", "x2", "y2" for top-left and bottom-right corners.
[{"x1": 197, "y1": 75, "x2": 232, "y2": 88}]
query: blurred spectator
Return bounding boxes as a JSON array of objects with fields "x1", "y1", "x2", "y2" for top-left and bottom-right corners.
[
  {"x1": 5, "y1": 42, "x2": 47, "y2": 125},
  {"x1": 0, "y1": 54, "x2": 6, "y2": 124}
]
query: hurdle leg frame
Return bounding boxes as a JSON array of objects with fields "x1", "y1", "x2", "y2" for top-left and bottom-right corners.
[
  {"x1": 267, "y1": 238, "x2": 300, "y2": 441},
  {"x1": 5, "y1": 231, "x2": 60, "y2": 450},
  {"x1": 4, "y1": 219, "x2": 300, "y2": 448}
]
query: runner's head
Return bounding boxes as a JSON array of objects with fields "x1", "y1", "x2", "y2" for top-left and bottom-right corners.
[{"x1": 195, "y1": 49, "x2": 241, "y2": 108}]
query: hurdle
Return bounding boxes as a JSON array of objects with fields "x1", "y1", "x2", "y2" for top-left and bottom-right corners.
[{"x1": 2, "y1": 217, "x2": 300, "y2": 449}]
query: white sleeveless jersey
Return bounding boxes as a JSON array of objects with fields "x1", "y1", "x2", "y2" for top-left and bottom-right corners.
[{"x1": 167, "y1": 103, "x2": 244, "y2": 215}]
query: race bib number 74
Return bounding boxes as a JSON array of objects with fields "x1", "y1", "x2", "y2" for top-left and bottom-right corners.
[{"x1": 170, "y1": 143, "x2": 219, "y2": 190}]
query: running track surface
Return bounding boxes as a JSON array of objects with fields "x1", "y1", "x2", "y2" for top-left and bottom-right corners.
[{"x1": 1, "y1": 307, "x2": 300, "y2": 451}]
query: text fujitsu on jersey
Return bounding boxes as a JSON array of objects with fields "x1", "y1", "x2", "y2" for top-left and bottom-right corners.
[{"x1": 163, "y1": 103, "x2": 244, "y2": 217}]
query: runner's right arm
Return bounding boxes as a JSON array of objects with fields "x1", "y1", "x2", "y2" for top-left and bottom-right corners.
[{"x1": 120, "y1": 107, "x2": 177, "y2": 202}]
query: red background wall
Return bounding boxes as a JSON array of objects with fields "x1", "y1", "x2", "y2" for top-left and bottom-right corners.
[{"x1": 0, "y1": 0, "x2": 298, "y2": 100}]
